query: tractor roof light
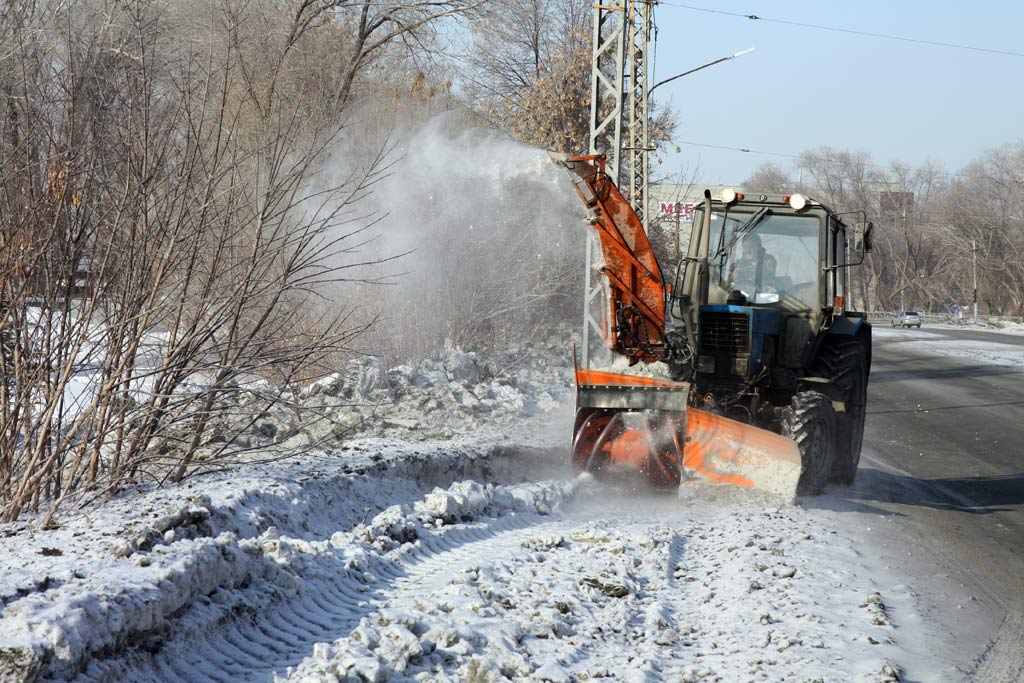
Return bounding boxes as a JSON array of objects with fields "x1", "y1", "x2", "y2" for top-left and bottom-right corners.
[
  {"x1": 788, "y1": 193, "x2": 808, "y2": 211},
  {"x1": 721, "y1": 188, "x2": 738, "y2": 204}
]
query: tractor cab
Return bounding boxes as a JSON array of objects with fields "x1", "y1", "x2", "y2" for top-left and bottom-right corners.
[
  {"x1": 672, "y1": 190, "x2": 873, "y2": 407},
  {"x1": 693, "y1": 191, "x2": 868, "y2": 312}
]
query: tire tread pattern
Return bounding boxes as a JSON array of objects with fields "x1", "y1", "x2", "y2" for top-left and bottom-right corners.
[
  {"x1": 810, "y1": 337, "x2": 868, "y2": 485},
  {"x1": 781, "y1": 391, "x2": 836, "y2": 496}
]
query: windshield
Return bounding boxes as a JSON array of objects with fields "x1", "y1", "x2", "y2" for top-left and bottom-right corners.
[{"x1": 697, "y1": 209, "x2": 821, "y2": 308}]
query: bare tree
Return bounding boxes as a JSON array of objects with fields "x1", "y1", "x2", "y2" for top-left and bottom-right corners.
[
  {"x1": 459, "y1": 0, "x2": 675, "y2": 154},
  {"x1": 0, "y1": 0, "x2": 424, "y2": 522},
  {"x1": 743, "y1": 162, "x2": 792, "y2": 194},
  {"x1": 943, "y1": 143, "x2": 1024, "y2": 317}
]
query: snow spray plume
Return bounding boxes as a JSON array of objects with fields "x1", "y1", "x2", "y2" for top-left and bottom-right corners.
[{"x1": 333, "y1": 114, "x2": 589, "y2": 362}]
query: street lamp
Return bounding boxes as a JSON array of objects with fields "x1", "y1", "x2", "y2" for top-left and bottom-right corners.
[
  {"x1": 647, "y1": 48, "x2": 754, "y2": 263},
  {"x1": 650, "y1": 48, "x2": 755, "y2": 96}
]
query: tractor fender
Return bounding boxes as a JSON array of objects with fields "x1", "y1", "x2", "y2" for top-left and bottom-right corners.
[
  {"x1": 796, "y1": 376, "x2": 847, "y2": 413},
  {"x1": 826, "y1": 315, "x2": 863, "y2": 336}
]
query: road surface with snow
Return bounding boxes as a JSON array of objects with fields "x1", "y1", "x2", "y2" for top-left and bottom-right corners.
[{"x1": 816, "y1": 325, "x2": 1024, "y2": 681}]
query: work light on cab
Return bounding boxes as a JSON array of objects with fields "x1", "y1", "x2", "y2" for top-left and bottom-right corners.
[{"x1": 720, "y1": 188, "x2": 744, "y2": 203}]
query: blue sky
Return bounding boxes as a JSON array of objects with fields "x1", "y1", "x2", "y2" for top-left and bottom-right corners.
[{"x1": 650, "y1": 1, "x2": 1024, "y2": 185}]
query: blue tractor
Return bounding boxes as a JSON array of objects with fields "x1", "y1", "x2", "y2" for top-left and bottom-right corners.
[
  {"x1": 670, "y1": 188, "x2": 875, "y2": 494},
  {"x1": 556, "y1": 154, "x2": 874, "y2": 498}
]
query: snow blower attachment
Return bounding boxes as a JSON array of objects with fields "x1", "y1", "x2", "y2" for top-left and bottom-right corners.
[
  {"x1": 572, "y1": 367, "x2": 802, "y2": 499},
  {"x1": 554, "y1": 152, "x2": 873, "y2": 500}
]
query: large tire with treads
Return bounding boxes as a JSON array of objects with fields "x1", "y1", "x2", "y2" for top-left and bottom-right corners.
[
  {"x1": 810, "y1": 337, "x2": 868, "y2": 485},
  {"x1": 781, "y1": 391, "x2": 837, "y2": 496}
]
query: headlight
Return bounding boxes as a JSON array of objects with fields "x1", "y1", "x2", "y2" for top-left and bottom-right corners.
[{"x1": 788, "y1": 193, "x2": 808, "y2": 211}]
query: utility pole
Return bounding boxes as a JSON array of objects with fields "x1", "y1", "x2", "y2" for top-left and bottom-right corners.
[
  {"x1": 674, "y1": 199, "x2": 681, "y2": 263},
  {"x1": 625, "y1": 0, "x2": 653, "y2": 231},
  {"x1": 581, "y1": 0, "x2": 629, "y2": 368},
  {"x1": 972, "y1": 238, "x2": 978, "y2": 323},
  {"x1": 582, "y1": 0, "x2": 649, "y2": 367},
  {"x1": 588, "y1": 0, "x2": 626, "y2": 178},
  {"x1": 896, "y1": 206, "x2": 904, "y2": 313}
]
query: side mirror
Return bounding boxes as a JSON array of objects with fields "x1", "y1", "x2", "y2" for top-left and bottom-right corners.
[{"x1": 854, "y1": 221, "x2": 874, "y2": 253}]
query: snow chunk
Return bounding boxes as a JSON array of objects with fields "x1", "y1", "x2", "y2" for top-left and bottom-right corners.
[
  {"x1": 414, "y1": 481, "x2": 493, "y2": 524},
  {"x1": 375, "y1": 623, "x2": 423, "y2": 673},
  {"x1": 444, "y1": 350, "x2": 480, "y2": 384},
  {"x1": 364, "y1": 505, "x2": 418, "y2": 547}
]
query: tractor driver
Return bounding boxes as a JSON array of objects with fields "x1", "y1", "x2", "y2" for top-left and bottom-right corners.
[{"x1": 730, "y1": 233, "x2": 778, "y2": 296}]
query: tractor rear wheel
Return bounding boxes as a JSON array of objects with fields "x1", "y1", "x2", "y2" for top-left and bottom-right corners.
[
  {"x1": 782, "y1": 392, "x2": 837, "y2": 496},
  {"x1": 811, "y1": 338, "x2": 868, "y2": 485}
]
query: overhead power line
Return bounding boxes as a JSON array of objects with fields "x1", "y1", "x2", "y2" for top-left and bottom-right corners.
[
  {"x1": 678, "y1": 141, "x2": 798, "y2": 158},
  {"x1": 662, "y1": 3, "x2": 1024, "y2": 59}
]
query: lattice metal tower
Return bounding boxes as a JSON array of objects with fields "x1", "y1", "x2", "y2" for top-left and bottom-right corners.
[
  {"x1": 625, "y1": 0, "x2": 653, "y2": 229},
  {"x1": 588, "y1": 0, "x2": 626, "y2": 179},
  {"x1": 582, "y1": 0, "x2": 654, "y2": 367}
]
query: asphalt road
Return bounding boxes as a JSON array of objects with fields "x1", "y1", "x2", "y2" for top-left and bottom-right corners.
[{"x1": 809, "y1": 325, "x2": 1024, "y2": 682}]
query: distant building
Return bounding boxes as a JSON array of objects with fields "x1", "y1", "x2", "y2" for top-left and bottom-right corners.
[
  {"x1": 648, "y1": 183, "x2": 739, "y2": 263},
  {"x1": 650, "y1": 183, "x2": 737, "y2": 225}
]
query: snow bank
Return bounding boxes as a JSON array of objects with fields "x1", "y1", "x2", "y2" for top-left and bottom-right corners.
[
  {"x1": 875, "y1": 327, "x2": 1024, "y2": 368},
  {"x1": 0, "y1": 442, "x2": 568, "y2": 682},
  {"x1": 203, "y1": 346, "x2": 575, "y2": 457},
  {"x1": 932, "y1": 320, "x2": 1024, "y2": 335}
]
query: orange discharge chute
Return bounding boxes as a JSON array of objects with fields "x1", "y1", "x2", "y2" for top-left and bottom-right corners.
[
  {"x1": 572, "y1": 368, "x2": 803, "y2": 501},
  {"x1": 550, "y1": 152, "x2": 668, "y2": 364}
]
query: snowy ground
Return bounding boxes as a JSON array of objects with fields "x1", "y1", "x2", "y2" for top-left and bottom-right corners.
[
  {"x1": 932, "y1": 320, "x2": 1024, "y2": 335},
  {"x1": 874, "y1": 326, "x2": 1024, "y2": 368},
  {"x1": 286, "y1": 487, "x2": 907, "y2": 683},
  {"x1": 0, "y1": 344, "x2": 964, "y2": 683},
  {"x1": 1, "y1": 455, "x2": 912, "y2": 683}
]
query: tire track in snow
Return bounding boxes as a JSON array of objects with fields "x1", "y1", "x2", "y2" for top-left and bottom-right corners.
[
  {"x1": 67, "y1": 478, "x2": 572, "y2": 683},
  {"x1": 388, "y1": 516, "x2": 570, "y2": 598},
  {"x1": 278, "y1": 491, "x2": 700, "y2": 682},
  {"x1": 69, "y1": 552, "x2": 375, "y2": 683},
  {"x1": 287, "y1": 492, "x2": 909, "y2": 683}
]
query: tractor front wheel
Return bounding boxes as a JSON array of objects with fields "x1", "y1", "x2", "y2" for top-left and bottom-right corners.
[{"x1": 782, "y1": 392, "x2": 837, "y2": 496}]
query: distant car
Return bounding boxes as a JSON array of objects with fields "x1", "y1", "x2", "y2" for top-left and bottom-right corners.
[{"x1": 892, "y1": 311, "x2": 922, "y2": 328}]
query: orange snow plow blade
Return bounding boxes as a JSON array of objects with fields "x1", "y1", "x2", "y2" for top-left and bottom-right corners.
[
  {"x1": 683, "y1": 407, "x2": 802, "y2": 499},
  {"x1": 572, "y1": 369, "x2": 803, "y2": 500}
]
